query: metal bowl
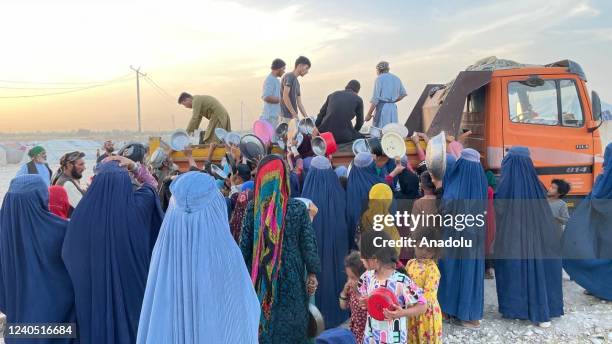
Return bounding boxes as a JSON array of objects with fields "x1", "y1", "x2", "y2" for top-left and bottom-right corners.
[
  {"x1": 381, "y1": 132, "x2": 406, "y2": 159},
  {"x1": 239, "y1": 134, "x2": 266, "y2": 162},
  {"x1": 369, "y1": 126, "x2": 383, "y2": 138},
  {"x1": 311, "y1": 136, "x2": 327, "y2": 156},
  {"x1": 214, "y1": 128, "x2": 228, "y2": 142},
  {"x1": 298, "y1": 117, "x2": 316, "y2": 135},
  {"x1": 210, "y1": 163, "x2": 228, "y2": 179},
  {"x1": 382, "y1": 123, "x2": 409, "y2": 139},
  {"x1": 307, "y1": 303, "x2": 325, "y2": 338},
  {"x1": 352, "y1": 138, "x2": 370, "y2": 155},
  {"x1": 170, "y1": 129, "x2": 191, "y2": 151},
  {"x1": 224, "y1": 132, "x2": 242, "y2": 147},
  {"x1": 149, "y1": 148, "x2": 168, "y2": 168},
  {"x1": 425, "y1": 131, "x2": 447, "y2": 181}
]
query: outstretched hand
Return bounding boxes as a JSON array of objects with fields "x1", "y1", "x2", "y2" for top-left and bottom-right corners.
[{"x1": 103, "y1": 155, "x2": 136, "y2": 171}]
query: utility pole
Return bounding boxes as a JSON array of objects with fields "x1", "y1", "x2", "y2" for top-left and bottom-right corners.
[{"x1": 130, "y1": 66, "x2": 147, "y2": 133}]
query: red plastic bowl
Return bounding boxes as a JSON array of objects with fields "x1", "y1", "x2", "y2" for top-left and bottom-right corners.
[{"x1": 367, "y1": 287, "x2": 399, "y2": 321}]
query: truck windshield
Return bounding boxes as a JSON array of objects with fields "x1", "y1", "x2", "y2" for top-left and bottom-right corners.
[{"x1": 508, "y1": 79, "x2": 584, "y2": 127}]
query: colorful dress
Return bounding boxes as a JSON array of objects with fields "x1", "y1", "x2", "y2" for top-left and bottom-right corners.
[
  {"x1": 348, "y1": 287, "x2": 368, "y2": 343},
  {"x1": 359, "y1": 270, "x2": 426, "y2": 344},
  {"x1": 407, "y1": 259, "x2": 442, "y2": 344}
]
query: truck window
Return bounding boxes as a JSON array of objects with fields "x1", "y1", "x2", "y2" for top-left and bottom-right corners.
[
  {"x1": 559, "y1": 79, "x2": 584, "y2": 127},
  {"x1": 508, "y1": 80, "x2": 558, "y2": 125}
]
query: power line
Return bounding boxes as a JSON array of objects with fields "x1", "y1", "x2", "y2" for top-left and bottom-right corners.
[
  {"x1": 0, "y1": 74, "x2": 134, "y2": 99},
  {"x1": 0, "y1": 73, "x2": 133, "y2": 86},
  {"x1": 143, "y1": 77, "x2": 175, "y2": 106},
  {"x1": 143, "y1": 75, "x2": 175, "y2": 102}
]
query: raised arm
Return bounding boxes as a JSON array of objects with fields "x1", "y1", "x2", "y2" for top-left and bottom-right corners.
[{"x1": 297, "y1": 202, "x2": 321, "y2": 276}]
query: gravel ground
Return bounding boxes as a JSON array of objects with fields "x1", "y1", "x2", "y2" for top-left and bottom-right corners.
[
  {"x1": 443, "y1": 277, "x2": 612, "y2": 344},
  {"x1": 1, "y1": 276, "x2": 610, "y2": 344}
]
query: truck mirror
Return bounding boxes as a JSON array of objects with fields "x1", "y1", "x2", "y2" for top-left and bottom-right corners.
[{"x1": 592, "y1": 91, "x2": 602, "y2": 121}]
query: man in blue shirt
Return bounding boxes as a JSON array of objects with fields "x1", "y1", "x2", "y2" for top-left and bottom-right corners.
[
  {"x1": 16, "y1": 145, "x2": 52, "y2": 186},
  {"x1": 365, "y1": 61, "x2": 407, "y2": 128},
  {"x1": 260, "y1": 58, "x2": 286, "y2": 127}
]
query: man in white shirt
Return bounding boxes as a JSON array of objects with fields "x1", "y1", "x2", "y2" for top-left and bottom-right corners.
[
  {"x1": 260, "y1": 58, "x2": 286, "y2": 126},
  {"x1": 52, "y1": 151, "x2": 87, "y2": 209}
]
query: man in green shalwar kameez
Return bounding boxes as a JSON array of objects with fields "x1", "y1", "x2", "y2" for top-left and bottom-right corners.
[{"x1": 179, "y1": 92, "x2": 231, "y2": 144}]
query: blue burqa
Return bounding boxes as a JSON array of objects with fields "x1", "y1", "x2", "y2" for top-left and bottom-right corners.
[
  {"x1": 301, "y1": 157, "x2": 349, "y2": 328},
  {"x1": 0, "y1": 175, "x2": 75, "y2": 344},
  {"x1": 137, "y1": 172, "x2": 260, "y2": 343},
  {"x1": 346, "y1": 158, "x2": 384, "y2": 250},
  {"x1": 62, "y1": 162, "x2": 163, "y2": 344},
  {"x1": 438, "y1": 149, "x2": 487, "y2": 321},
  {"x1": 563, "y1": 143, "x2": 612, "y2": 300},
  {"x1": 494, "y1": 147, "x2": 563, "y2": 322}
]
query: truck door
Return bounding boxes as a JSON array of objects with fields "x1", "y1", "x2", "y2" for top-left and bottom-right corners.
[{"x1": 501, "y1": 75, "x2": 594, "y2": 195}]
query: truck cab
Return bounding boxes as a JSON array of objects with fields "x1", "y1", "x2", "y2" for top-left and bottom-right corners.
[{"x1": 407, "y1": 59, "x2": 605, "y2": 197}]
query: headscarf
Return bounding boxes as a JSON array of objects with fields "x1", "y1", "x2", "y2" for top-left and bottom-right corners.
[
  {"x1": 0, "y1": 175, "x2": 75, "y2": 339},
  {"x1": 334, "y1": 166, "x2": 348, "y2": 178},
  {"x1": 301, "y1": 156, "x2": 350, "y2": 328},
  {"x1": 251, "y1": 155, "x2": 290, "y2": 335},
  {"x1": 49, "y1": 185, "x2": 71, "y2": 219},
  {"x1": 62, "y1": 162, "x2": 163, "y2": 344},
  {"x1": 137, "y1": 172, "x2": 260, "y2": 343},
  {"x1": 346, "y1": 154, "x2": 384, "y2": 249},
  {"x1": 494, "y1": 146, "x2": 564, "y2": 321},
  {"x1": 28, "y1": 145, "x2": 45, "y2": 158},
  {"x1": 562, "y1": 143, "x2": 612, "y2": 300},
  {"x1": 119, "y1": 142, "x2": 146, "y2": 163},
  {"x1": 360, "y1": 183, "x2": 402, "y2": 250},
  {"x1": 438, "y1": 148, "x2": 488, "y2": 321},
  {"x1": 242, "y1": 180, "x2": 255, "y2": 191}
]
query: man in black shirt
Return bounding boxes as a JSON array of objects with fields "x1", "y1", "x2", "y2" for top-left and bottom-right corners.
[{"x1": 315, "y1": 80, "x2": 364, "y2": 144}]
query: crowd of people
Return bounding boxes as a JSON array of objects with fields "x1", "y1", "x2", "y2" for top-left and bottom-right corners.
[{"x1": 0, "y1": 57, "x2": 611, "y2": 344}]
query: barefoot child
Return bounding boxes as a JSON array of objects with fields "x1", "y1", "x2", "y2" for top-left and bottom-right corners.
[
  {"x1": 359, "y1": 230, "x2": 427, "y2": 344},
  {"x1": 340, "y1": 251, "x2": 368, "y2": 343},
  {"x1": 407, "y1": 231, "x2": 442, "y2": 344}
]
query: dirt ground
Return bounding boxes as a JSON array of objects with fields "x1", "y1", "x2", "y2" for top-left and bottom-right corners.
[
  {"x1": 442, "y1": 277, "x2": 612, "y2": 344},
  {"x1": 1, "y1": 276, "x2": 610, "y2": 343}
]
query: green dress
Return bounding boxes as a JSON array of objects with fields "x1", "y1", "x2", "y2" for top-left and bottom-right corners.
[{"x1": 240, "y1": 199, "x2": 321, "y2": 344}]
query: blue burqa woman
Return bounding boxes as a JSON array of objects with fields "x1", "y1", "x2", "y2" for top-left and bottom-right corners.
[
  {"x1": 302, "y1": 156, "x2": 350, "y2": 329},
  {"x1": 437, "y1": 149, "x2": 488, "y2": 327},
  {"x1": 563, "y1": 142, "x2": 612, "y2": 300},
  {"x1": 138, "y1": 172, "x2": 260, "y2": 343},
  {"x1": 62, "y1": 162, "x2": 163, "y2": 344},
  {"x1": 494, "y1": 146, "x2": 563, "y2": 325},
  {"x1": 346, "y1": 152, "x2": 384, "y2": 249},
  {"x1": 0, "y1": 175, "x2": 75, "y2": 344}
]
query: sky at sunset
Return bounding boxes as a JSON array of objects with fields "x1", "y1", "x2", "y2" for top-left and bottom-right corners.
[{"x1": 1, "y1": 0, "x2": 611, "y2": 133}]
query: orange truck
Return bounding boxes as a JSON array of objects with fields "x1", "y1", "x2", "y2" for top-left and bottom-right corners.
[
  {"x1": 150, "y1": 59, "x2": 607, "y2": 201},
  {"x1": 406, "y1": 59, "x2": 606, "y2": 199}
]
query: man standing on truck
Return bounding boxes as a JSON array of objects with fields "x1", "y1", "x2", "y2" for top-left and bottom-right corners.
[
  {"x1": 280, "y1": 56, "x2": 311, "y2": 122},
  {"x1": 179, "y1": 92, "x2": 231, "y2": 144},
  {"x1": 365, "y1": 61, "x2": 407, "y2": 128},
  {"x1": 260, "y1": 58, "x2": 286, "y2": 127},
  {"x1": 315, "y1": 80, "x2": 364, "y2": 144}
]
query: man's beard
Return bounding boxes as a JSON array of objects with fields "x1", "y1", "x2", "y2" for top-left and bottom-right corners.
[{"x1": 70, "y1": 169, "x2": 83, "y2": 180}]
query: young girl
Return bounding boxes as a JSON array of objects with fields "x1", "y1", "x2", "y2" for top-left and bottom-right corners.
[
  {"x1": 407, "y1": 231, "x2": 443, "y2": 344},
  {"x1": 359, "y1": 230, "x2": 427, "y2": 344},
  {"x1": 340, "y1": 251, "x2": 368, "y2": 343}
]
